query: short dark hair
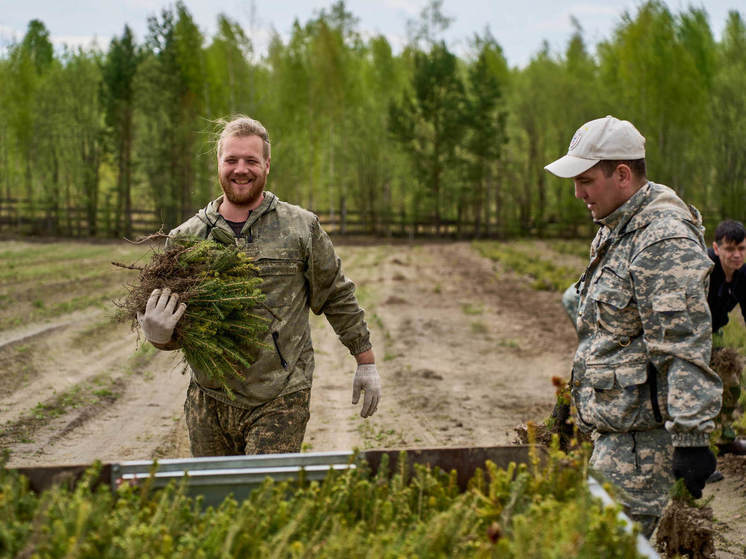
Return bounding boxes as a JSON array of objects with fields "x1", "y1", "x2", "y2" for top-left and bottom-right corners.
[
  {"x1": 714, "y1": 220, "x2": 746, "y2": 245},
  {"x1": 595, "y1": 159, "x2": 647, "y2": 179}
]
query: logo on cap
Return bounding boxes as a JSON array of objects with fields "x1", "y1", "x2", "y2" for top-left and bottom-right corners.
[{"x1": 569, "y1": 126, "x2": 587, "y2": 151}]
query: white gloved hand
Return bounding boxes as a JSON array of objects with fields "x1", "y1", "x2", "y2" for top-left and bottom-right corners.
[
  {"x1": 352, "y1": 363, "x2": 381, "y2": 418},
  {"x1": 136, "y1": 288, "x2": 187, "y2": 345}
]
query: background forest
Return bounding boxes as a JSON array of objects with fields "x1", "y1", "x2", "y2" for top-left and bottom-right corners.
[{"x1": 0, "y1": 0, "x2": 745, "y2": 239}]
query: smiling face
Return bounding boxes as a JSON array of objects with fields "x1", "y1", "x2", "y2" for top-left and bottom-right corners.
[
  {"x1": 218, "y1": 134, "x2": 270, "y2": 210},
  {"x1": 572, "y1": 165, "x2": 630, "y2": 220}
]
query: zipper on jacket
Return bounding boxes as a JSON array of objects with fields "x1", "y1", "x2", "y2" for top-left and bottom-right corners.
[{"x1": 272, "y1": 331, "x2": 288, "y2": 369}]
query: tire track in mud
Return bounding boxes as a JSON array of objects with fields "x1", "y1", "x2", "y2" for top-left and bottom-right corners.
[
  {"x1": 305, "y1": 242, "x2": 577, "y2": 452},
  {"x1": 2, "y1": 242, "x2": 577, "y2": 463},
  {"x1": 0, "y1": 318, "x2": 134, "y2": 426},
  {"x1": 27, "y1": 354, "x2": 189, "y2": 465},
  {"x1": 0, "y1": 374, "x2": 126, "y2": 449},
  {"x1": 0, "y1": 311, "x2": 189, "y2": 466},
  {"x1": 0, "y1": 308, "x2": 104, "y2": 350}
]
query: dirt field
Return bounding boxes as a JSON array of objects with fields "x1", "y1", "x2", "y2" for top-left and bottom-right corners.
[{"x1": 1, "y1": 239, "x2": 744, "y2": 557}]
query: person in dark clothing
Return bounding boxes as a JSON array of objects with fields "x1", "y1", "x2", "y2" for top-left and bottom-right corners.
[
  {"x1": 708, "y1": 220, "x2": 746, "y2": 333},
  {"x1": 707, "y1": 219, "x2": 746, "y2": 458}
]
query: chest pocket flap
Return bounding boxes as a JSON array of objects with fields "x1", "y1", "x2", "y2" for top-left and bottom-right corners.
[
  {"x1": 592, "y1": 267, "x2": 633, "y2": 309},
  {"x1": 590, "y1": 263, "x2": 643, "y2": 338},
  {"x1": 587, "y1": 361, "x2": 648, "y2": 390},
  {"x1": 249, "y1": 247, "x2": 304, "y2": 276}
]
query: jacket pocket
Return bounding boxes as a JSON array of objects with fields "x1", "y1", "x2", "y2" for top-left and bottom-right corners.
[
  {"x1": 254, "y1": 253, "x2": 305, "y2": 308},
  {"x1": 583, "y1": 360, "x2": 650, "y2": 432},
  {"x1": 651, "y1": 290, "x2": 694, "y2": 339},
  {"x1": 590, "y1": 266, "x2": 642, "y2": 339},
  {"x1": 259, "y1": 258, "x2": 303, "y2": 276}
]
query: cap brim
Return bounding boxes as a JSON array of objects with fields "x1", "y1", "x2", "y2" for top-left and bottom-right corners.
[{"x1": 544, "y1": 155, "x2": 598, "y2": 178}]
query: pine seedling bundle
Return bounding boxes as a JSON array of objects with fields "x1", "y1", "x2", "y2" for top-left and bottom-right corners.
[{"x1": 117, "y1": 235, "x2": 270, "y2": 396}]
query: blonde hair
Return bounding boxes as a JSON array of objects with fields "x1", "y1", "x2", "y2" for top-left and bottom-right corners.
[{"x1": 215, "y1": 115, "x2": 271, "y2": 161}]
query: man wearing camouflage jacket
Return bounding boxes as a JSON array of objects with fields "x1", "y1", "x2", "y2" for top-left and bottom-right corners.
[
  {"x1": 545, "y1": 116, "x2": 722, "y2": 537},
  {"x1": 137, "y1": 115, "x2": 381, "y2": 456}
]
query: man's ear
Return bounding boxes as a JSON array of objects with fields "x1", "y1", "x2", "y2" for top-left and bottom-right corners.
[
  {"x1": 616, "y1": 163, "x2": 633, "y2": 187},
  {"x1": 713, "y1": 241, "x2": 720, "y2": 256}
]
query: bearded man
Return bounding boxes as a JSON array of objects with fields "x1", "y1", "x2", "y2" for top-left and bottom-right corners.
[{"x1": 137, "y1": 115, "x2": 381, "y2": 456}]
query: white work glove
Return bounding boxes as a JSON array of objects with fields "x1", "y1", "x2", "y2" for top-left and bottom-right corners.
[
  {"x1": 352, "y1": 363, "x2": 381, "y2": 418},
  {"x1": 136, "y1": 288, "x2": 187, "y2": 345}
]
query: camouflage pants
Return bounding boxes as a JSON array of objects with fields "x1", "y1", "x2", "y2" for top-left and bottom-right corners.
[
  {"x1": 184, "y1": 382, "x2": 311, "y2": 456},
  {"x1": 710, "y1": 344, "x2": 744, "y2": 444},
  {"x1": 590, "y1": 428, "x2": 673, "y2": 538}
]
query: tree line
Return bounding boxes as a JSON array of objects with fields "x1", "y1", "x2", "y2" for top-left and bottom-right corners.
[{"x1": 0, "y1": 0, "x2": 744, "y2": 239}]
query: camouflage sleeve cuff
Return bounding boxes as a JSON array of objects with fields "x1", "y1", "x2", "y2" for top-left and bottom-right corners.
[
  {"x1": 347, "y1": 339, "x2": 372, "y2": 356},
  {"x1": 670, "y1": 432, "x2": 711, "y2": 447}
]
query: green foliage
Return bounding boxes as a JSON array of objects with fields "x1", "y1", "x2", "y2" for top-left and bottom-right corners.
[
  {"x1": 2, "y1": 2, "x2": 746, "y2": 238},
  {"x1": 118, "y1": 236, "x2": 269, "y2": 396},
  {"x1": 101, "y1": 24, "x2": 142, "y2": 238},
  {"x1": 135, "y1": 2, "x2": 209, "y2": 230},
  {"x1": 546, "y1": 239, "x2": 591, "y2": 260},
  {"x1": 389, "y1": 40, "x2": 467, "y2": 229},
  {"x1": 0, "y1": 447, "x2": 644, "y2": 558},
  {"x1": 473, "y1": 240, "x2": 580, "y2": 291},
  {"x1": 711, "y1": 11, "x2": 746, "y2": 221},
  {"x1": 461, "y1": 34, "x2": 509, "y2": 236}
]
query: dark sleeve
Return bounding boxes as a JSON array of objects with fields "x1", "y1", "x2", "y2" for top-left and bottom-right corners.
[
  {"x1": 707, "y1": 279, "x2": 729, "y2": 332},
  {"x1": 707, "y1": 257, "x2": 730, "y2": 332},
  {"x1": 739, "y1": 268, "x2": 746, "y2": 324}
]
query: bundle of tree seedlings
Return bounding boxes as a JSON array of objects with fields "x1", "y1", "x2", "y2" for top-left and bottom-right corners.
[{"x1": 115, "y1": 235, "x2": 269, "y2": 396}]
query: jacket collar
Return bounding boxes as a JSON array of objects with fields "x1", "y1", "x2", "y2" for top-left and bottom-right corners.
[
  {"x1": 595, "y1": 181, "x2": 651, "y2": 237},
  {"x1": 201, "y1": 191, "x2": 278, "y2": 233},
  {"x1": 596, "y1": 181, "x2": 697, "y2": 239}
]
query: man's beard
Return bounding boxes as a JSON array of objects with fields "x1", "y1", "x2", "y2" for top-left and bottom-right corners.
[{"x1": 221, "y1": 176, "x2": 265, "y2": 206}]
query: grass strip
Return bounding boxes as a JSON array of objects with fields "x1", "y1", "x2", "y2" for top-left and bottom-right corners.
[{"x1": 472, "y1": 241, "x2": 580, "y2": 292}]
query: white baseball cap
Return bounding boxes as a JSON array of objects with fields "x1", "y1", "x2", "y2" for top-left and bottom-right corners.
[{"x1": 544, "y1": 115, "x2": 646, "y2": 178}]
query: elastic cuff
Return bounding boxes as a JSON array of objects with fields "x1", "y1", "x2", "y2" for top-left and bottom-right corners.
[
  {"x1": 347, "y1": 339, "x2": 372, "y2": 356},
  {"x1": 671, "y1": 432, "x2": 711, "y2": 447},
  {"x1": 356, "y1": 363, "x2": 377, "y2": 374}
]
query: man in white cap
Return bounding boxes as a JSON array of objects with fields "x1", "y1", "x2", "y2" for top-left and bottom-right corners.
[{"x1": 546, "y1": 116, "x2": 722, "y2": 537}]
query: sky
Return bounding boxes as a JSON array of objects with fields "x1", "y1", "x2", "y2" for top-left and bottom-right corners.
[{"x1": 0, "y1": 0, "x2": 742, "y2": 68}]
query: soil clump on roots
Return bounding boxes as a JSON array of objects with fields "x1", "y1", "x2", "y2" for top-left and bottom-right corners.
[{"x1": 656, "y1": 486, "x2": 716, "y2": 559}]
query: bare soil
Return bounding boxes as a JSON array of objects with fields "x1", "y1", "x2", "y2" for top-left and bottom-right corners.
[{"x1": 1, "y1": 240, "x2": 743, "y2": 557}]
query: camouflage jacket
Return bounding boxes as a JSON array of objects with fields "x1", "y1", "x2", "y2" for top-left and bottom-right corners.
[
  {"x1": 572, "y1": 182, "x2": 722, "y2": 447},
  {"x1": 169, "y1": 191, "x2": 372, "y2": 409}
]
